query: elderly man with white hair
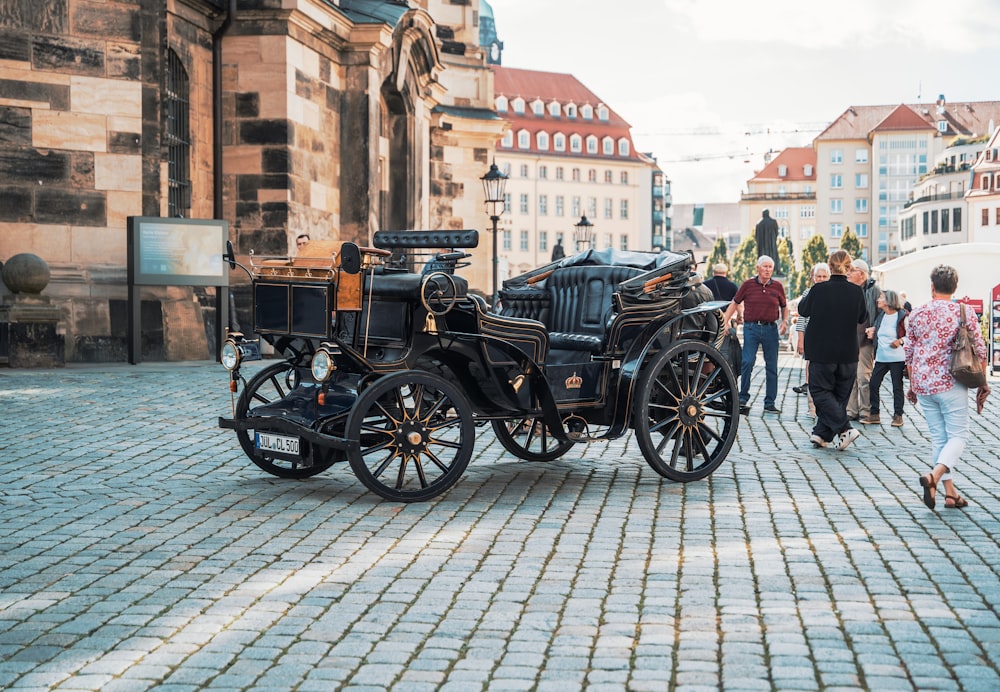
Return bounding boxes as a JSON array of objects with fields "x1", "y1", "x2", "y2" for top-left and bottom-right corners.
[
  {"x1": 723, "y1": 255, "x2": 789, "y2": 416},
  {"x1": 846, "y1": 258, "x2": 881, "y2": 420}
]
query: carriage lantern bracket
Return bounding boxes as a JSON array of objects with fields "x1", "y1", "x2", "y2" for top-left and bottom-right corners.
[
  {"x1": 481, "y1": 160, "x2": 508, "y2": 307},
  {"x1": 574, "y1": 215, "x2": 595, "y2": 252}
]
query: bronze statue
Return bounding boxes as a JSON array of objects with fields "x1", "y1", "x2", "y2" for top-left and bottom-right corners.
[{"x1": 755, "y1": 209, "x2": 779, "y2": 263}]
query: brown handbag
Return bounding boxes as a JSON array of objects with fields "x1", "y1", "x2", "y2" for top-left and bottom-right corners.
[{"x1": 950, "y1": 303, "x2": 987, "y2": 388}]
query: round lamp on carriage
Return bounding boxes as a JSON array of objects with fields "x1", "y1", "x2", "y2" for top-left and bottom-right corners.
[
  {"x1": 481, "y1": 161, "x2": 508, "y2": 308},
  {"x1": 573, "y1": 215, "x2": 595, "y2": 252}
]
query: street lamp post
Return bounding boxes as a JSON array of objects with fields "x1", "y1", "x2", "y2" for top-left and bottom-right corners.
[
  {"x1": 573, "y1": 215, "x2": 595, "y2": 252},
  {"x1": 481, "y1": 161, "x2": 508, "y2": 308}
]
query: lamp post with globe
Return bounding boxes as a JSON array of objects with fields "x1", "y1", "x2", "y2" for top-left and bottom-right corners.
[{"x1": 480, "y1": 161, "x2": 508, "y2": 308}]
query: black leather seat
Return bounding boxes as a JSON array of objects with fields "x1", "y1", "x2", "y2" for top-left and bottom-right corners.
[
  {"x1": 362, "y1": 271, "x2": 468, "y2": 301},
  {"x1": 546, "y1": 265, "x2": 644, "y2": 353}
]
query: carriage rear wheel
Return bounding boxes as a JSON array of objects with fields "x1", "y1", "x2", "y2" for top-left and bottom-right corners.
[
  {"x1": 346, "y1": 370, "x2": 474, "y2": 502},
  {"x1": 236, "y1": 361, "x2": 337, "y2": 478},
  {"x1": 492, "y1": 416, "x2": 574, "y2": 462},
  {"x1": 633, "y1": 339, "x2": 739, "y2": 482}
]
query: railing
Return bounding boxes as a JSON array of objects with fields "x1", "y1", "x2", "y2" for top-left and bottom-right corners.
[
  {"x1": 903, "y1": 192, "x2": 957, "y2": 208},
  {"x1": 740, "y1": 192, "x2": 817, "y2": 201}
]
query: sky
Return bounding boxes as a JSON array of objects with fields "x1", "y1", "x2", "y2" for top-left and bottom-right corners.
[{"x1": 489, "y1": 0, "x2": 1000, "y2": 205}]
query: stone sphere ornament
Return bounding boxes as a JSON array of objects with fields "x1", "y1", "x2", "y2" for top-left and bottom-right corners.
[{"x1": 2, "y1": 252, "x2": 51, "y2": 295}]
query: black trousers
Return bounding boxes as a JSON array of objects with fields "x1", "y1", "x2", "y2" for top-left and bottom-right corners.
[
  {"x1": 809, "y1": 361, "x2": 858, "y2": 443},
  {"x1": 869, "y1": 360, "x2": 905, "y2": 416}
]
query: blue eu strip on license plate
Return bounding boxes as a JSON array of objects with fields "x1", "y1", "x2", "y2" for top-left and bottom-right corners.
[{"x1": 255, "y1": 432, "x2": 300, "y2": 456}]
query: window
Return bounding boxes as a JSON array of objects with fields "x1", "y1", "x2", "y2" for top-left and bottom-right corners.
[
  {"x1": 555, "y1": 195, "x2": 564, "y2": 216},
  {"x1": 620, "y1": 171, "x2": 628, "y2": 185},
  {"x1": 571, "y1": 168, "x2": 580, "y2": 182},
  {"x1": 166, "y1": 50, "x2": 191, "y2": 218},
  {"x1": 777, "y1": 165, "x2": 787, "y2": 177},
  {"x1": 519, "y1": 164, "x2": 529, "y2": 178},
  {"x1": 502, "y1": 230, "x2": 511, "y2": 250},
  {"x1": 856, "y1": 222, "x2": 868, "y2": 237},
  {"x1": 855, "y1": 148, "x2": 868, "y2": 164},
  {"x1": 855, "y1": 173, "x2": 868, "y2": 188},
  {"x1": 588, "y1": 196, "x2": 597, "y2": 217},
  {"x1": 855, "y1": 198, "x2": 868, "y2": 213},
  {"x1": 588, "y1": 169, "x2": 597, "y2": 183},
  {"x1": 620, "y1": 199, "x2": 629, "y2": 219},
  {"x1": 983, "y1": 174, "x2": 992, "y2": 191},
  {"x1": 532, "y1": 99, "x2": 544, "y2": 116},
  {"x1": 565, "y1": 103, "x2": 577, "y2": 119},
  {"x1": 620, "y1": 235, "x2": 628, "y2": 251},
  {"x1": 603, "y1": 137, "x2": 614, "y2": 155},
  {"x1": 941, "y1": 208, "x2": 949, "y2": 232},
  {"x1": 517, "y1": 130, "x2": 530, "y2": 148},
  {"x1": 519, "y1": 193, "x2": 528, "y2": 214},
  {"x1": 604, "y1": 233, "x2": 612, "y2": 249},
  {"x1": 581, "y1": 104, "x2": 593, "y2": 119},
  {"x1": 554, "y1": 133, "x2": 566, "y2": 151},
  {"x1": 996, "y1": 208, "x2": 1000, "y2": 225},
  {"x1": 831, "y1": 199, "x2": 843, "y2": 214},
  {"x1": 548, "y1": 102, "x2": 560, "y2": 117},
  {"x1": 800, "y1": 205, "x2": 815, "y2": 218},
  {"x1": 604, "y1": 170, "x2": 612, "y2": 184},
  {"x1": 501, "y1": 131, "x2": 513, "y2": 148},
  {"x1": 618, "y1": 138, "x2": 630, "y2": 156},
  {"x1": 831, "y1": 149, "x2": 843, "y2": 164},
  {"x1": 830, "y1": 174, "x2": 843, "y2": 189},
  {"x1": 777, "y1": 185, "x2": 787, "y2": 197},
  {"x1": 953, "y1": 207, "x2": 961, "y2": 231},
  {"x1": 572, "y1": 196, "x2": 581, "y2": 217},
  {"x1": 982, "y1": 208, "x2": 989, "y2": 226},
  {"x1": 538, "y1": 165, "x2": 547, "y2": 179},
  {"x1": 830, "y1": 223, "x2": 843, "y2": 237},
  {"x1": 539, "y1": 195, "x2": 548, "y2": 215},
  {"x1": 537, "y1": 132, "x2": 549, "y2": 150},
  {"x1": 604, "y1": 198, "x2": 613, "y2": 219},
  {"x1": 496, "y1": 96, "x2": 508, "y2": 112},
  {"x1": 555, "y1": 167, "x2": 564, "y2": 181},
  {"x1": 512, "y1": 97, "x2": 524, "y2": 114},
  {"x1": 570, "y1": 134, "x2": 582, "y2": 152},
  {"x1": 520, "y1": 230, "x2": 529, "y2": 251},
  {"x1": 597, "y1": 105, "x2": 609, "y2": 121},
  {"x1": 586, "y1": 136, "x2": 598, "y2": 154},
  {"x1": 931, "y1": 210, "x2": 938, "y2": 233},
  {"x1": 539, "y1": 231, "x2": 548, "y2": 252},
  {"x1": 504, "y1": 193, "x2": 511, "y2": 214}
]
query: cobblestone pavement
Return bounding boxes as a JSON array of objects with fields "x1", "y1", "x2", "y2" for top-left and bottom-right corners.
[{"x1": 1, "y1": 354, "x2": 999, "y2": 691}]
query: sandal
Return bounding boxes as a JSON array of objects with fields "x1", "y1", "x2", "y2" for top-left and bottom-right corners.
[
  {"x1": 945, "y1": 495, "x2": 969, "y2": 509},
  {"x1": 919, "y1": 473, "x2": 936, "y2": 509}
]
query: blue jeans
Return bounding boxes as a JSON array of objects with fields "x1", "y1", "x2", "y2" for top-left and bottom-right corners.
[
  {"x1": 740, "y1": 323, "x2": 779, "y2": 408},
  {"x1": 917, "y1": 384, "x2": 969, "y2": 482}
]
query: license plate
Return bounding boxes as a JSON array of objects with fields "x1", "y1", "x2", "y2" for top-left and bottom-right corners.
[{"x1": 255, "y1": 432, "x2": 300, "y2": 456}]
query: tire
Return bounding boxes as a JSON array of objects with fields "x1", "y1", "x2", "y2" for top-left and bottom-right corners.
[
  {"x1": 235, "y1": 361, "x2": 336, "y2": 478},
  {"x1": 633, "y1": 339, "x2": 739, "y2": 482},
  {"x1": 491, "y1": 417, "x2": 573, "y2": 462},
  {"x1": 346, "y1": 370, "x2": 474, "y2": 502}
]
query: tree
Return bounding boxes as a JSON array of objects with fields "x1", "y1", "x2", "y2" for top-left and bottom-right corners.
[
  {"x1": 795, "y1": 234, "x2": 830, "y2": 296},
  {"x1": 840, "y1": 226, "x2": 862, "y2": 262},
  {"x1": 704, "y1": 236, "x2": 729, "y2": 279},
  {"x1": 730, "y1": 236, "x2": 757, "y2": 284}
]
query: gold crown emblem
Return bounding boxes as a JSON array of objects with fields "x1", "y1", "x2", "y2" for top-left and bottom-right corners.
[{"x1": 565, "y1": 372, "x2": 582, "y2": 389}]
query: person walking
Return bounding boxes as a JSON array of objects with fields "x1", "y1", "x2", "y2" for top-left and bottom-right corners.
[
  {"x1": 846, "y1": 259, "x2": 881, "y2": 421},
  {"x1": 860, "y1": 289, "x2": 908, "y2": 427},
  {"x1": 723, "y1": 255, "x2": 788, "y2": 415},
  {"x1": 906, "y1": 265, "x2": 990, "y2": 510},
  {"x1": 796, "y1": 250, "x2": 867, "y2": 450},
  {"x1": 794, "y1": 263, "x2": 831, "y2": 415},
  {"x1": 703, "y1": 262, "x2": 739, "y2": 302}
]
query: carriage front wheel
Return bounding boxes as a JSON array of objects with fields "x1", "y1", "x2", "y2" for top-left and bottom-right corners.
[
  {"x1": 346, "y1": 370, "x2": 474, "y2": 502},
  {"x1": 633, "y1": 339, "x2": 739, "y2": 482}
]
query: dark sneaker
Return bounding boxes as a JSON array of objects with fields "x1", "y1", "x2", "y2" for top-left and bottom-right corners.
[
  {"x1": 792, "y1": 384, "x2": 808, "y2": 394},
  {"x1": 740, "y1": 405, "x2": 750, "y2": 416},
  {"x1": 763, "y1": 406, "x2": 781, "y2": 414}
]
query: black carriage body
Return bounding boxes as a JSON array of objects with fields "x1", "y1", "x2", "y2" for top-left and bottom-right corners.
[{"x1": 219, "y1": 232, "x2": 739, "y2": 502}]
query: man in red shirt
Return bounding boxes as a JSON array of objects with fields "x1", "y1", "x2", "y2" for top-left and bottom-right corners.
[{"x1": 723, "y1": 256, "x2": 789, "y2": 415}]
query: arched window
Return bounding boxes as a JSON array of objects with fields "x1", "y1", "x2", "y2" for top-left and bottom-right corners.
[
  {"x1": 581, "y1": 104, "x2": 593, "y2": 120},
  {"x1": 165, "y1": 49, "x2": 191, "y2": 218},
  {"x1": 548, "y1": 101, "x2": 561, "y2": 117},
  {"x1": 531, "y1": 99, "x2": 544, "y2": 116},
  {"x1": 512, "y1": 97, "x2": 525, "y2": 114},
  {"x1": 496, "y1": 95, "x2": 508, "y2": 112},
  {"x1": 597, "y1": 105, "x2": 609, "y2": 121}
]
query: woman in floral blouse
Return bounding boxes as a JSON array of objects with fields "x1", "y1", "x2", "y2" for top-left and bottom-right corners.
[{"x1": 905, "y1": 265, "x2": 990, "y2": 510}]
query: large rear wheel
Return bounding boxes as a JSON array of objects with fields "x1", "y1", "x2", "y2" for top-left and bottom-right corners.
[
  {"x1": 346, "y1": 370, "x2": 474, "y2": 502},
  {"x1": 633, "y1": 339, "x2": 739, "y2": 481}
]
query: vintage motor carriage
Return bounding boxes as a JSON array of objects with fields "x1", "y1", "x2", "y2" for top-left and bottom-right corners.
[{"x1": 218, "y1": 230, "x2": 740, "y2": 502}]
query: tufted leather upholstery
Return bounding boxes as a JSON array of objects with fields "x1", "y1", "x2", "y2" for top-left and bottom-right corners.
[
  {"x1": 546, "y1": 265, "x2": 644, "y2": 353},
  {"x1": 498, "y1": 289, "x2": 550, "y2": 324}
]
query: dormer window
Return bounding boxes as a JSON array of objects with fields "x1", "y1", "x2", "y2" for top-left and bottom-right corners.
[
  {"x1": 597, "y1": 105, "x2": 609, "y2": 121},
  {"x1": 495, "y1": 96, "x2": 508, "y2": 113},
  {"x1": 617, "y1": 138, "x2": 630, "y2": 156},
  {"x1": 804, "y1": 164, "x2": 813, "y2": 176},
  {"x1": 532, "y1": 99, "x2": 544, "y2": 116},
  {"x1": 553, "y1": 133, "x2": 566, "y2": 151},
  {"x1": 512, "y1": 97, "x2": 525, "y2": 114},
  {"x1": 565, "y1": 103, "x2": 577, "y2": 119},
  {"x1": 581, "y1": 104, "x2": 593, "y2": 120},
  {"x1": 536, "y1": 132, "x2": 549, "y2": 150},
  {"x1": 778, "y1": 165, "x2": 788, "y2": 177},
  {"x1": 517, "y1": 129, "x2": 530, "y2": 149},
  {"x1": 586, "y1": 135, "x2": 598, "y2": 154},
  {"x1": 548, "y1": 101, "x2": 560, "y2": 117},
  {"x1": 937, "y1": 120, "x2": 947, "y2": 133},
  {"x1": 500, "y1": 130, "x2": 513, "y2": 148},
  {"x1": 602, "y1": 136, "x2": 614, "y2": 155},
  {"x1": 570, "y1": 134, "x2": 582, "y2": 152}
]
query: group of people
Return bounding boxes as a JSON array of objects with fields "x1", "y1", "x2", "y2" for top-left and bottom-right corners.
[{"x1": 712, "y1": 251, "x2": 990, "y2": 511}]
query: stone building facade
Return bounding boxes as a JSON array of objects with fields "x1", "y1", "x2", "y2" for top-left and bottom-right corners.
[{"x1": 0, "y1": 0, "x2": 504, "y2": 361}]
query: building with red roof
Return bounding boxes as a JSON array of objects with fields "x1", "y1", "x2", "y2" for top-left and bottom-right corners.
[{"x1": 741, "y1": 147, "x2": 817, "y2": 262}]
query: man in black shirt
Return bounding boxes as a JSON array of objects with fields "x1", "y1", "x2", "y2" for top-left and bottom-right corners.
[{"x1": 703, "y1": 263, "x2": 738, "y2": 302}]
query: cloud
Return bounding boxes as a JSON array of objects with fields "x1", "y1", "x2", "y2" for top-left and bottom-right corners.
[{"x1": 663, "y1": 0, "x2": 1000, "y2": 52}]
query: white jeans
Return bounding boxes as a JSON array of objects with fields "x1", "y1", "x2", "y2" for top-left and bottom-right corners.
[{"x1": 917, "y1": 384, "x2": 969, "y2": 482}]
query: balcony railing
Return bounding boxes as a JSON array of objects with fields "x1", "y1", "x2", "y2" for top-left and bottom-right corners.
[
  {"x1": 740, "y1": 191, "x2": 817, "y2": 202},
  {"x1": 903, "y1": 191, "x2": 957, "y2": 208}
]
